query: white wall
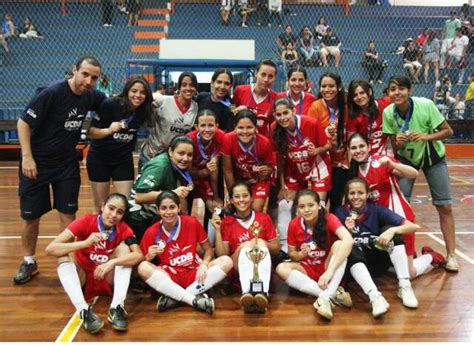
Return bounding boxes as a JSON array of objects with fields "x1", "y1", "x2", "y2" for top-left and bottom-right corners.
[
  {"x1": 392, "y1": 0, "x2": 469, "y2": 6},
  {"x1": 160, "y1": 40, "x2": 255, "y2": 60}
]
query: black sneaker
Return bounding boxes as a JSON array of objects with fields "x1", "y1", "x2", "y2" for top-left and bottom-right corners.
[
  {"x1": 192, "y1": 294, "x2": 215, "y2": 314},
  {"x1": 107, "y1": 305, "x2": 128, "y2": 331},
  {"x1": 13, "y1": 260, "x2": 39, "y2": 284},
  {"x1": 80, "y1": 306, "x2": 104, "y2": 334},
  {"x1": 129, "y1": 277, "x2": 147, "y2": 293},
  {"x1": 156, "y1": 295, "x2": 180, "y2": 312}
]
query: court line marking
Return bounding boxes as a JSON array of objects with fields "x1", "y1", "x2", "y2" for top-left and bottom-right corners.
[
  {"x1": 426, "y1": 233, "x2": 474, "y2": 265},
  {"x1": 450, "y1": 176, "x2": 472, "y2": 185},
  {"x1": 55, "y1": 296, "x2": 98, "y2": 343}
]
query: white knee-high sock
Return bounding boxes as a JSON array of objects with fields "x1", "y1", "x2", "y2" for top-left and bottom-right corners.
[
  {"x1": 238, "y1": 246, "x2": 271, "y2": 293},
  {"x1": 319, "y1": 258, "x2": 347, "y2": 299},
  {"x1": 413, "y1": 254, "x2": 434, "y2": 278},
  {"x1": 110, "y1": 266, "x2": 132, "y2": 309},
  {"x1": 277, "y1": 199, "x2": 293, "y2": 253},
  {"x1": 186, "y1": 265, "x2": 227, "y2": 295},
  {"x1": 350, "y1": 262, "x2": 380, "y2": 301},
  {"x1": 57, "y1": 262, "x2": 89, "y2": 313},
  {"x1": 389, "y1": 245, "x2": 411, "y2": 288},
  {"x1": 286, "y1": 270, "x2": 322, "y2": 297},
  {"x1": 145, "y1": 270, "x2": 194, "y2": 306}
]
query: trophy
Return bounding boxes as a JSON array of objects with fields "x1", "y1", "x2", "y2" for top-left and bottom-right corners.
[{"x1": 246, "y1": 221, "x2": 267, "y2": 294}]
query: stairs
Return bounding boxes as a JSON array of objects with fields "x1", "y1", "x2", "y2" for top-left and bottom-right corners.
[{"x1": 131, "y1": 3, "x2": 170, "y2": 54}]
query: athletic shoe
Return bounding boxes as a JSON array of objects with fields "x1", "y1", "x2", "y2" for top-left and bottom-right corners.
[
  {"x1": 13, "y1": 260, "x2": 39, "y2": 284},
  {"x1": 240, "y1": 293, "x2": 255, "y2": 313},
  {"x1": 398, "y1": 285, "x2": 418, "y2": 308},
  {"x1": 80, "y1": 306, "x2": 104, "y2": 334},
  {"x1": 156, "y1": 295, "x2": 180, "y2": 312},
  {"x1": 313, "y1": 297, "x2": 333, "y2": 320},
  {"x1": 108, "y1": 305, "x2": 128, "y2": 331},
  {"x1": 330, "y1": 287, "x2": 352, "y2": 308},
  {"x1": 445, "y1": 253, "x2": 459, "y2": 272},
  {"x1": 129, "y1": 278, "x2": 148, "y2": 293},
  {"x1": 254, "y1": 293, "x2": 269, "y2": 313},
  {"x1": 421, "y1": 246, "x2": 446, "y2": 268},
  {"x1": 192, "y1": 295, "x2": 215, "y2": 314},
  {"x1": 371, "y1": 295, "x2": 389, "y2": 318}
]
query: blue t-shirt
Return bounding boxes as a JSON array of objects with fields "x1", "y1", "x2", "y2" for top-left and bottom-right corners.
[
  {"x1": 335, "y1": 203, "x2": 404, "y2": 250},
  {"x1": 20, "y1": 80, "x2": 105, "y2": 166},
  {"x1": 89, "y1": 97, "x2": 145, "y2": 162}
]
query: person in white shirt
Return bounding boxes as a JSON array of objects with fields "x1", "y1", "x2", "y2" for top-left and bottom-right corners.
[{"x1": 446, "y1": 28, "x2": 469, "y2": 85}]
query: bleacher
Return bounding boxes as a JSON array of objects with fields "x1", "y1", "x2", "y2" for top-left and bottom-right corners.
[{"x1": 1, "y1": 2, "x2": 471, "y2": 143}]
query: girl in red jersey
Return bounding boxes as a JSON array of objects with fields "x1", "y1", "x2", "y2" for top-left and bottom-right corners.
[
  {"x1": 348, "y1": 133, "x2": 446, "y2": 278},
  {"x1": 275, "y1": 190, "x2": 353, "y2": 320},
  {"x1": 277, "y1": 65, "x2": 316, "y2": 116},
  {"x1": 232, "y1": 59, "x2": 278, "y2": 137},
  {"x1": 222, "y1": 110, "x2": 274, "y2": 212},
  {"x1": 307, "y1": 72, "x2": 350, "y2": 213},
  {"x1": 270, "y1": 98, "x2": 331, "y2": 251},
  {"x1": 138, "y1": 191, "x2": 232, "y2": 314},
  {"x1": 45, "y1": 193, "x2": 143, "y2": 334},
  {"x1": 187, "y1": 109, "x2": 226, "y2": 213},
  {"x1": 211, "y1": 181, "x2": 280, "y2": 313},
  {"x1": 347, "y1": 79, "x2": 393, "y2": 157}
]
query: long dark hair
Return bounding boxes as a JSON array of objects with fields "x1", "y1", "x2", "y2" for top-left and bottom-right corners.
[
  {"x1": 347, "y1": 132, "x2": 370, "y2": 179},
  {"x1": 234, "y1": 109, "x2": 257, "y2": 128},
  {"x1": 295, "y1": 190, "x2": 327, "y2": 249},
  {"x1": 104, "y1": 193, "x2": 128, "y2": 217},
  {"x1": 227, "y1": 180, "x2": 252, "y2": 214},
  {"x1": 272, "y1": 97, "x2": 293, "y2": 157},
  {"x1": 344, "y1": 177, "x2": 370, "y2": 206},
  {"x1": 114, "y1": 76, "x2": 153, "y2": 126},
  {"x1": 347, "y1": 79, "x2": 378, "y2": 123},
  {"x1": 318, "y1": 72, "x2": 346, "y2": 149}
]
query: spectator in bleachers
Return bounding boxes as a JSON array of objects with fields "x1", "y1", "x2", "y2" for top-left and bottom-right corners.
[
  {"x1": 362, "y1": 40, "x2": 386, "y2": 84},
  {"x1": 64, "y1": 70, "x2": 73, "y2": 80},
  {"x1": 446, "y1": 27, "x2": 469, "y2": 85},
  {"x1": 281, "y1": 42, "x2": 298, "y2": 71},
  {"x1": 96, "y1": 73, "x2": 113, "y2": 97},
  {"x1": 19, "y1": 17, "x2": 43, "y2": 39},
  {"x1": 464, "y1": 73, "x2": 474, "y2": 118},
  {"x1": 433, "y1": 75, "x2": 454, "y2": 117},
  {"x1": 238, "y1": 0, "x2": 255, "y2": 28},
  {"x1": 268, "y1": 0, "x2": 283, "y2": 27},
  {"x1": 422, "y1": 30, "x2": 440, "y2": 83},
  {"x1": 0, "y1": 34, "x2": 9, "y2": 53},
  {"x1": 276, "y1": 24, "x2": 298, "y2": 52},
  {"x1": 320, "y1": 27, "x2": 341, "y2": 68},
  {"x1": 101, "y1": 0, "x2": 114, "y2": 27},
  {"x1": 127, "y1": 0, "x2": 141, "y2": 26},
  {"x1": 403, "y1": 39, "x2": 422, "y2": 83},
  {"x1": 451, "y1": 93, "x2": 465, "y2": 119},
  {"x1": 417, "y1": 27, "x2": 429, "y2": 48},
  {"x1": 165, "y1": 84, "x2": 175, "y2": 95},
  {"x1": 2, "y1": 14, "x2": 16, "y2": 38},
  {"x1": 440, "y1": 11, "x2": 461, "y2": 69},
  {"x1": 314, "y1": 16, "x2": 328, "y2": 40},
  {"x1": 220, "y1": 0, "x2": 232, "y2": 26},
  {"x1": 299, "y1": 25, "x2": 317, "y2": 66}
]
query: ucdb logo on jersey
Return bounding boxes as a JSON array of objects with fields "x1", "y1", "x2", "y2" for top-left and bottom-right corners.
[{"x1": 169, "y1": 252, "x2": 194, "y2": 266}]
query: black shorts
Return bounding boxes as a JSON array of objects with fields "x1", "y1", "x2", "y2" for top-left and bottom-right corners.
[
  {"x1": 86, "y1": 153, "x2": 134, "y2": 183},
  {"x1": 18, "y1": 160, "x2": 81, "y2": 220}
]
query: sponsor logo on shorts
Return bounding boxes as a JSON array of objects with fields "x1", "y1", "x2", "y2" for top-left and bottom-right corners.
[{"x1": 26, "y1": 108, "x2": 37, "y2": 118}]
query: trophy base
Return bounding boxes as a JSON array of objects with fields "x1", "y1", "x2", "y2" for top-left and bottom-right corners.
[{"x1": 249, "y1": 281, "x2": 264, "y2": 294}]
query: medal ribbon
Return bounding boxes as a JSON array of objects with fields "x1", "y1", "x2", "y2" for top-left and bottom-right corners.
[
  {"x1": 286, "y1": 115, "x2": 304, "y2": 146},
  {"x1": 287, "y1": 91, "x2": 304, "y2": 115},
  {"x1": 323, "y1": 99, "x2": 338, "y2": 124},
  {"x1": 393, "y1": 99, "x2": 412, "y2": 133},
  {"x1": 171, "y1": 161, "x2": 193, "y2": 187},
  {"x1": 301, "y1": 218, "x2": 314, "y2": 244},
  {"x1": 156, "y1": 216, "x2": 181, "y2": 244},
  {"x1": 233, "y1": 210, "x2": 254, "y2": 222},
  {"x1": 97, "y1": 215, "x2": 116, "y2": 242},
  {"x1": 197, "y1": 133, "x2": 216, "y2": 162},
  {"x1": 237, "y1": 137, "x2": 260, "y2": 165}
]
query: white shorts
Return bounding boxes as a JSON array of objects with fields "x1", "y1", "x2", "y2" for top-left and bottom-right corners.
[{"x1": 221, "y1": 0, "x2": 234, "y2": 10}]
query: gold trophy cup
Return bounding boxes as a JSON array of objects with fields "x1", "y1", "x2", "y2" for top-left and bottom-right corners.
[{"x1": 246, "y1": 221, "x2": 267, "y2": 294}]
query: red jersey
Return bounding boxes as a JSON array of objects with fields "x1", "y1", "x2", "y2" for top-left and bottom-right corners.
[
  {"x1": 346, "y1": 101, "x2": 393, "y2": 157},
  {"x1": 270, "y1": 115, "x2": 331, "y2": 183},
  {"x1": 140, "y1": 215, "x2": 208, "y2": 271},
  {"x1": 287, "y1": 214, "x2": 341, "y2": 267},
  {"x1": 276, "y1": 91, "x2": 317, "y2": 116},
  {"x1": 358, "y1": 155, "x2": 415, "y2": 222},
  {"x1": 187, "y1": 129, "x2": 226, "y2": 169},
  {"x1": 232, "y1": 84, "x2": 277, "y2": 137},
  {"x1": 221, "y1": 131, "x2": 273, "y2": 183},
  {"x1": 67, "y1": 215, "x2": 136, "y2": 271},
  {"x1": 221, "y1": 211, "x2": 278, "y2": 255}
]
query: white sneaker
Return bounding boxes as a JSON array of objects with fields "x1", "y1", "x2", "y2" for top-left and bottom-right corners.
[
  {"x1": 371, "y1": 295, "x2": 389, "y2": 318},
  {"x1": 398, "y1": 286, "x2": 418, "y2": 308},
  {"x1": 445, "y1": 254, "x2": 459, "y2": 272},
  {"x1": 313, "y1": 297, "x2": 333, "y2": 320},
  {"x1": 330, "y1": 286, "x2": 352, "y2": 308}
]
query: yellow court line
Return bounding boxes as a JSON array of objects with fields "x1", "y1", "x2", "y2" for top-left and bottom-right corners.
[
  {"x1": 450, "y1": 176, "x2": 472, "y2": 185},
  {"x1": 55, "y1": 296, "x2": 98, "y2": 343}
]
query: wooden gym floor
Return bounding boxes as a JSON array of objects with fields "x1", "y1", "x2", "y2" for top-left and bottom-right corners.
[{"x1": 0, "y1": 158, "x2": 472, "y2": 342}]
